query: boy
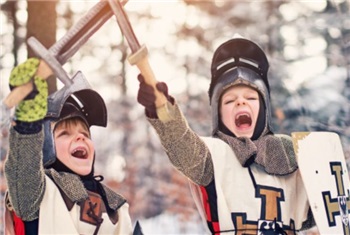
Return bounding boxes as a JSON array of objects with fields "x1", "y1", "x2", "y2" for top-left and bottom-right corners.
[
  {"x1": 137, "y1": 36, "x2": 316, "y2": 234},
  {"x1": 4, "y1": 58, "x2": 133, "y2": 234}
]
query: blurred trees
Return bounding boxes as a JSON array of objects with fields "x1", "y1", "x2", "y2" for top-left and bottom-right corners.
[
  {"x1": 26, "y1": 1, "x2": 57, "y2": 57},
  {"x1": 0, "y1": 0, "x2": 349, "y2": 233},
  {"x1": 27, "y1": 0, "x2": 58, "y2": 94}
]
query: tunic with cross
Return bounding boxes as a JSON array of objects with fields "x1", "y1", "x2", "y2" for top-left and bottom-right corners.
[{"x1": 148, "y1": 104, "x2": 315, "y2": 234}]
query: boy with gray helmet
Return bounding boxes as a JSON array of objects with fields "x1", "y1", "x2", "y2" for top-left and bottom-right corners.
[
  {"x1": 137, "y1": 36, "x2": 316, "y2": 234},
  {"x1": 4, "y1": 58, "x2": 133, "y2": 234}
]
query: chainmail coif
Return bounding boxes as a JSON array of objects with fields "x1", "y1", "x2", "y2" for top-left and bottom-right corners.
[
  {"x1": 215, "y1": 131, "x2": 298, "y2": 175},
  {"x1": 45, "y1": 168, "x2": 126, "y2": 210}
]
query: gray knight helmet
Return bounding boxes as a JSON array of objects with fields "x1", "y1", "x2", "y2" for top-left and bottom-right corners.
[
  {"x1": 208, "y1": 35, "x2": 273, "y2": 137},
  {"x1": 42, "y1": 71, "x2": 107, "y2": 167}
]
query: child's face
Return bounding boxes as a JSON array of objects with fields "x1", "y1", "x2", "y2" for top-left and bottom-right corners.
[
  {"x1": 54, "y1": 118, "x2": 95, "y2": 176},
  {"x1": 220, "y1": 84, "x2": 260, "y2": 138}
]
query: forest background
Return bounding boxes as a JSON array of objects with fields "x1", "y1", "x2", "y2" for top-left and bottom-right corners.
[{"x1": 0, "y1": 0, "x2": 349, "y2": 234}]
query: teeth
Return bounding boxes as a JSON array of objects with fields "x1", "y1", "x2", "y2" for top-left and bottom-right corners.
[
  {"x1": 71, "y1": 148, "x2": 87, "y2": 158},
  {"x1": 236, "y1": 113, "x2": 250, "y2": 119},
  {"x1": 72, "y1": 149, "x2": 86, "y2": 155},
  {"x1": 236, "y1": 113, "x2": 250, "y2": 120},
  {"x1": 235, "y1": 113, "x2": 252, "y2": 127}
]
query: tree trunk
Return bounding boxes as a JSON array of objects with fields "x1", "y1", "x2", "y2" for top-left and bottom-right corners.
[{"x1": 27, "y1": 0, "x2": 58, "y2": 95}]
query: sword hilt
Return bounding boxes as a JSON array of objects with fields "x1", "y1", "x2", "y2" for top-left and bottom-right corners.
[
  {"x1": 109, "y1": 0, "x2": 174, "y2": 122},
  {"x1": 50, "y1": 0, "x2": 114, "y2": 65},
  {"x1": 2, "y1": 0, "x2": 129, "y2": 110},
  {"x1": 128, "y1": 45, "x2": 173, "y2": 122}
]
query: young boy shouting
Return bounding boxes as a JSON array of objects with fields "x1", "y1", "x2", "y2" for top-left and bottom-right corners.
[
  {"x1": 4, "y1": 58, "x2": 133, "y2": 234},
  {"x1": 137, "y1": 36, "x2": 316, "y2": 234}
]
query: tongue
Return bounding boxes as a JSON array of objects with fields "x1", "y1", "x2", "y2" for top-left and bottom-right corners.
[{"x1": 235, "y1": 115, "x2": 252, "y2": 127}]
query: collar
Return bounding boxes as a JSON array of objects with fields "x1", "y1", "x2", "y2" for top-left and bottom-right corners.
[
  {"x1": 45, "y1": 169, "x2": 126, "y2": 210},
  {"x1": 215, "y1": 131, "x2": 298, "y2": 175}
]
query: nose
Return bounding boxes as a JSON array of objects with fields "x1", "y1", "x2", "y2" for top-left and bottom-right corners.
[
  {"x1": 236, "y1": 97, "x2": 246, "y2": 106},
  {"x1": 75, "y1": 132, "x2": 85, "y2": 141}
]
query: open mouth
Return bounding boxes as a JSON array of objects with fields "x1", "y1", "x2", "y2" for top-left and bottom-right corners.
[
  {"x1": 235, "y1": 113, "x2": 252, "y2": 127},
  {"x1": 71, "y1": 147, "x2": 88, "y2": 159}
]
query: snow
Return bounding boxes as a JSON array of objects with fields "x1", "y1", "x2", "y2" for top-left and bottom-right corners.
[{"x1": 138, "y1": 212, "x2": 207, "y2": 235}]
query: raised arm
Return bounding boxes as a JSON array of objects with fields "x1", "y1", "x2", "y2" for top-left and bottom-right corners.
[
  {"x1": 137, "y1": 74, "x2": 214, "y2": 186},
  {"x1": 4, "y1": 58, "x2": 49, "y2": 221}
]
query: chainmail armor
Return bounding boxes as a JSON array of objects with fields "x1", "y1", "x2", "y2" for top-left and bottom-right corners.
[
  {"x1": 216, "y1": 131, "x2": 298, "y2": 175},
  {"x1": 5, "y1": 128, "x2": 126, "y2": 223},
  {"x1": 45, "y1": 169, "x2": 126, "y2": 210},
  {"x1": 148, "y1": 103, "x2": 214, "y2": 186},
  {"x1": 4, "y1": 128, "x2": 46, "y2": 221}
]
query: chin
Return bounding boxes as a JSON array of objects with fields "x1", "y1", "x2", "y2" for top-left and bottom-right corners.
[
  {"x1": 234, "y1": 131, "x2": 253, "y2": 138},
  {"x1": 75, "y1": 169, "x2": 92, "y2": 176}
]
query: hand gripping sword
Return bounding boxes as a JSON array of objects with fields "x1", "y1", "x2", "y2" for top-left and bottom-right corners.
[
  {"x1": 1, "y1": 0, "x2": 127, "y2": 131},
  {"x1": 108, "y1": 0, "x2": 173, "y2": 122}
]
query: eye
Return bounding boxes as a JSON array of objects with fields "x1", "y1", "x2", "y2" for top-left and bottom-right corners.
[
  {"x1": 222, "y1": 96, "x2": 236, "y2": 105},
  {"x1": 81, "y1": 131, "x2": 91, "y2": 138},
  {"x1": 55, "y1": 130, "x2": 69, "y2": 138},
  {"x1": 78, "y1": 127, "x2": 91, "y2": 138},
  {"x1": 246, "y1": 93, "x2": 259, "y2": 100},
  {"x1": 224, "y1": 99, "x2": 234, "y2": 104}
]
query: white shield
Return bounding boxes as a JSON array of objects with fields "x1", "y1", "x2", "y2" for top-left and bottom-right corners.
[{"x1": 292, "y1": 132, "x2": 350, "y2": 234}]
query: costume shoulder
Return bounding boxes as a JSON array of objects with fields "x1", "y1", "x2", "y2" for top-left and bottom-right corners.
[
  {"x1": 44, "y1": 168, "x2": 89, "y2": 202},
  {"x1": 101, "y1": 184, "x2": 127, "y2": 210},
  {"x1": 275, "y1": 134, "x2": 296, "y2": 159}
]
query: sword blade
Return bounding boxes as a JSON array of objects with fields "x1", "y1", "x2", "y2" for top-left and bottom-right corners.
[
  {"x1": 50, "y1": 0, "x2": 129, "y2": 65},
  {"x1": 50, "y1": 0, "x2": 113, "y2": 65},
  {"x1": 27, "y1": 0, "x2": 128, "y2": 86},
  {"x1": 108, "y1": 0, "x2": 140, "y2": 53},
  {"x1": 108, "y1": 0, "x2": 174, "y2": 122}
]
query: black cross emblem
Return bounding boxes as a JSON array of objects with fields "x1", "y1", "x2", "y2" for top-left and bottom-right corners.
[{"x1": 322, "y1": 162, "x2": 350, "y2": 234}]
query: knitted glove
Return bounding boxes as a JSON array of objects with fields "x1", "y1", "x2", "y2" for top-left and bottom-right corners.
[
  {"x1": 137, "y1": 74, "x2": 174, "y2": 118},
  {"x1": 9, "y1": 58, "x2": 48, "y2": 122}
]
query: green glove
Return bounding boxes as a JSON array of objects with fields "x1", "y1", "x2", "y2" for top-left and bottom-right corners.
[{"x1": 9, "y1": 58, "x2": 48, "y2": 122}]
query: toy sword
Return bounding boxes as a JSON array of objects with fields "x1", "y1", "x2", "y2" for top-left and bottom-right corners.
[
  {"x1": 1, "y1": 0, "x2": 127, "y2": 130},
  {"x1": 108, "y1": 0, "x2": 173, "y2": 122}
]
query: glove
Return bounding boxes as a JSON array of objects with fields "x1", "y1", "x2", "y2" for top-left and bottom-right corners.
[
  {"x1": 137, "y1": 74, "x2": 174, "y2": 118},
  {"x1": 9, "y1": 58, "x2": 48, "y2": 122}
]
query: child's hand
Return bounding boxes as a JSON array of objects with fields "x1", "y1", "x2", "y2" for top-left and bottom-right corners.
[
  {"x1": 9, "y1": 58, "x2": 48, "y2": 122},
  {"x1": 137, "y1": 74, "x2": 173, "y2": 118}
]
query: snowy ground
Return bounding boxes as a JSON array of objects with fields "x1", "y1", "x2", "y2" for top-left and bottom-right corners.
[{"x1": 137, "y1": 212, "x2": 207, "y2": 235}]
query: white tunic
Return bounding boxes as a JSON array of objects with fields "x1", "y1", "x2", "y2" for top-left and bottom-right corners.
[
  {"x1": 189, "y1": 137, "x2": 311, "y2": 234},
  {"x1": 38, "y1": 175, "x2": 132, "y2": 235}
]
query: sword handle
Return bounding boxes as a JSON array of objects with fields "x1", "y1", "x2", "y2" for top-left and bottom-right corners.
[
  {"x1": 128, "y1": 45, "x2": 173, "y2": 122},
  {"x1": 2, "y1": 60, "x2": 52, "y2": 109},
  {"x1": 3, "y1": 0, "x2": 120, "y2": 110}
]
